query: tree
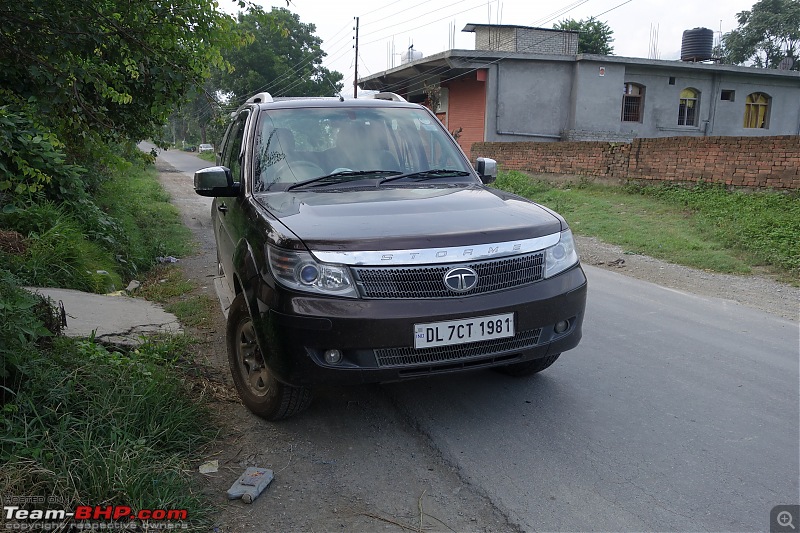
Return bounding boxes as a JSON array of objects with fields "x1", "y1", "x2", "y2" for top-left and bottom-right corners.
[
  {"x1": 216, "y1": 7, "x2": 344, "y2": 102},
  {"x1": 720, "y1": 0, "x2": 800, "y2": 69},
  {"x1": 0, "y1": 0, "x2": 248, "y2": 149},
  {"x1": 554, "y1": 17, "x2": 614, "y2": 55}
]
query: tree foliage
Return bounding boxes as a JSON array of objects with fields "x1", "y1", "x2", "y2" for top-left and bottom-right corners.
[
  {"x1": 0, "y1": 0, "x2": 248, "y2": 149},
  {"x1": 721, "y1": 0, "x2": 800, "y2": 69},
  {"x1": 554, "y1": 17, "x2": 615, "y2": 55},
  {"x1": 0, "y1": 105, "x2": 85, "y2": 196},
  {"x1": 216, "y1": 7, "x2": 344, "y2": 103}
]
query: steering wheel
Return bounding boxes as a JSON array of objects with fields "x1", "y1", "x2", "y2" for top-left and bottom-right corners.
[{"x1": 286, "y1": 161, "x2": 324, "y2": 180}]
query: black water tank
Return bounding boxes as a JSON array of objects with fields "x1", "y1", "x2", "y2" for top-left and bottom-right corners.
[{"x1": 681, "y1": 28, "x2": 714, "y2": 61}]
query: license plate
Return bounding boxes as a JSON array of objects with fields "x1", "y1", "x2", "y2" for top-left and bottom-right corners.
[{"x1": 414, "y1": 313, "x2": 515, "y2": 349}]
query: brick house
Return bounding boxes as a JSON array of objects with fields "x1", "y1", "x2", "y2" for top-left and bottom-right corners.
[{"x1": 359, "y1": 24, "x2": 800, "y2": 158}]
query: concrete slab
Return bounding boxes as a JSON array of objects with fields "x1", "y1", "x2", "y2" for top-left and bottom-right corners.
[{"x1": 26, "y1": 287, "x2": 182, "y2": 347}]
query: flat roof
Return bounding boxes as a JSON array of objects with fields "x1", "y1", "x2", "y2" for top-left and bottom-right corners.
[
  {"x1": 462, "y1": 23, "x2": 578, "y2": 34},
  {"x1": 359, "y1": 48, "x2": 800, "y2": 88}
]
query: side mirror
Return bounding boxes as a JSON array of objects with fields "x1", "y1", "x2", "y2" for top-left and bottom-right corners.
[
  {"x1": 194, "y1": 166, "x2": 239, "y2": 197},
  {"x1": 475, "y1": 157, "x2": 497, "y2": 184}
]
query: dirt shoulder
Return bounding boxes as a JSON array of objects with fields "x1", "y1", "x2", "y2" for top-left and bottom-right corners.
[{"x1": 575, "y1": 235, "x2": 798, "y2": 322}]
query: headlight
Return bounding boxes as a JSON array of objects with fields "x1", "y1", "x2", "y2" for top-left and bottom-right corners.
[
  {"x1": 267, "y1": 245, "x2": 358, "y2": 298},
  {"x1": 544, "y1": 229, "x2": 579, "y2": 278}
]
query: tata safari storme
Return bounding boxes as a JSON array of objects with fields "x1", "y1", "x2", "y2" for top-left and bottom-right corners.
[{"x1": 194, "y1": 92, "x2": 587, "y2": 420}]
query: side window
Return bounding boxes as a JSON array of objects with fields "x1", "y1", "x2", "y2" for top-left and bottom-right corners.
[
  {"x1": 678, "y1": 88, "x2": 699, "y2": 126},
  {"x1": 621, "y1": 83, "x2": 645, "y2": 122},
  {"x1": 743, "y1": 92, "x2": 770, "y2": 129},
  {"x1": 221, "y1": 113, "x2": 249, "y2": 183}
]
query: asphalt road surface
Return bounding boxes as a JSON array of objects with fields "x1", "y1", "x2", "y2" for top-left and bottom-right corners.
[
  {"x1": 149, "y1": 143, "x2": 799, "y2": 532},
  {"x1": 386, "y1": 268, "x2": 798, "y2": 531}
]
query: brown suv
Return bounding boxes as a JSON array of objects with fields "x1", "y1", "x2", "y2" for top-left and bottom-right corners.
[{"x1": 194, "y1": 92, "x2": 587, "y2": 420}]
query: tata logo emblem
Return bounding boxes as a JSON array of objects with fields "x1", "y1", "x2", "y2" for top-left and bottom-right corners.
[{"x1": 443, "y1": 267, "x2": 478, "y2": 292}]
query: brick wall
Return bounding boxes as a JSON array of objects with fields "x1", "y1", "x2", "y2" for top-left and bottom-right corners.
[
  {"x1": 475, "y1": 27, "x2": 516, "y2": 52},
  {"x1": 445, "y1": 75, "x2": 486, "y2": 156},
  {"x1": 472, "y1": 136, "x2": 800, "y2": 189},
  {"x1": 473, "y1": 27, "x2": 578, "y2": 55},
  {"x1": 516, "y1": 28, "x2": 577, "y2": 55}
]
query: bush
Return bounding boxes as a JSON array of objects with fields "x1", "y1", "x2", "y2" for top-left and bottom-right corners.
[
  {"x1": 0, "y1": 270, "x2": 58, "y2": 400},
  {"x1": 0, "y1": 104, "x2": 86, "y2": 200}
]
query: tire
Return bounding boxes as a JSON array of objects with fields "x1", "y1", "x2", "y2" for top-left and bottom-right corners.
[
  {"x1": 226, "y1": 293, "x2": 313, "y2": 420},
  {"x1": 496, "y1": 353, "x2": 561, "y2": 377}
]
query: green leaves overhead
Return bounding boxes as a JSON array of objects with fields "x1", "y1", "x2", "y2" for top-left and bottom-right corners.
[
  {"x1": 0, "y1": 105, "x2": 84, "y2": 196},
  {"x1": 0, "y1": 0, "x2": 249, "y2": 144}
]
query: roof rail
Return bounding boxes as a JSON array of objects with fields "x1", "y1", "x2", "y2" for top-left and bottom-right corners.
[
  {"x1": 247, "y1": 92, "x2": 273, "y2": 104},
  {"x1": 372, "y1": 92, "x2": 406, "y2": 102}
]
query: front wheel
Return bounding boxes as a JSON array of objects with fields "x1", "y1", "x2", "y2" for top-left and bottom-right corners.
[
  {"x1": 496, "y1": 353, "x2": 561, "y2": 377},
  {"x1": 226, "y1": 293, "x2": 312, "y2": 420}
]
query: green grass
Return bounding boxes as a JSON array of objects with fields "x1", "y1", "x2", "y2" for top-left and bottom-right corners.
[
  {"x1": 136, "y1": 265, "x2": 196, "y2": 303},
  {"x1": 136, "y1": 265, "x2": 219, "y2": 327},
  {"x1": 0, "y1": 161, "x2": 193, "y2": 292},
  {"x1": 197, "y1": 152, "x2": 216, "y2": 163},
  {"x1": 0, "y1": 202, "x2": 123, "y2": 292},
  {"x1": 1, "y1": 335, "x2": 214, "y2": 530},
  {"x1": 94, "y1": 163, "x2": 193, "y2": 276},
  {"x1": 494, "y1": 171, "x2": 800, "y2": 280},
  {"x1": 166, "y1": 295, "x2": 217, "y2": 328},
  {"x1": 137, "y1": 265, "x2": 217, "y2": 328}
]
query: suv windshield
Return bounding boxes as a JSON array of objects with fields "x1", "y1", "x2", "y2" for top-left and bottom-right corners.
[{"x1": 253, "y1": 106, "x2": 473, "y2": 192}]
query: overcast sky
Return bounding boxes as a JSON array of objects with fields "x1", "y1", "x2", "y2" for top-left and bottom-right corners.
[{"x1": 221, "y1": 0, "x2": 757, "y2": 94}]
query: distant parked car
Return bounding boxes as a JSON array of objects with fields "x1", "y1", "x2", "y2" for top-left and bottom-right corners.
[
  {"x1": 182, "y1": 145, "x2": 196, "y2": 152},
  {"x1": 198, "y1": 143, "x2": 214, "y2": 153}
]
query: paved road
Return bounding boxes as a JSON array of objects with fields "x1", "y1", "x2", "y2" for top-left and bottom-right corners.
[
  {"x1": 140, "y1": 142, "x2": 214, "y2": 246},
  {"x1": 151, "y1": 144, "x2": 799, "y2": 531},
  {"x1": 141, "y1": 142, "x2": 213, "y2": 175},
  {"x1": 386, "y1": 268, "x2": 799, "y2": 531}
]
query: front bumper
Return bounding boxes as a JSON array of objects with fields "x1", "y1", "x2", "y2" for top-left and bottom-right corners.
[{"x1": 251, "y1": 264, "x2": 587, "y2": 387}]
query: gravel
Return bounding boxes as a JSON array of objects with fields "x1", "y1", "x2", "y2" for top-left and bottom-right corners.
[{"x1": 575, "y1": 235, "x2": 799, "y2": 322}]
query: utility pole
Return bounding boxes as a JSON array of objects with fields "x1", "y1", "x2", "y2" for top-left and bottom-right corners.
[{"x1": 353, "y1": 17, "x2": 359, "y2": 98}]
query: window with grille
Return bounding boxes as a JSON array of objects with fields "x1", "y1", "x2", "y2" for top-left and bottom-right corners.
[
  {"x1": 621, "y1": 83, "x2": 644, "y2": 122},
  {"x1": 678, "y1": 88, "x2": 699, "y2": 126},
  {"x1": 743, "y1": 92, "x2": 770, "y2": 128}
]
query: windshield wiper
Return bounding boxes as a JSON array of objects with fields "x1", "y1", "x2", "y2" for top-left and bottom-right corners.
[
  {"x1": 286, "y1": 170, "x2": 401, "y2": 191},
  {"x1": 378, "y1": 169, "x2": 472, "y2": 185}
]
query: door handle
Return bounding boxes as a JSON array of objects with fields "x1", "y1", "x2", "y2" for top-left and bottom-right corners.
[{"x1": 217, "y1": 203, "x2": 228, "y2": 213}]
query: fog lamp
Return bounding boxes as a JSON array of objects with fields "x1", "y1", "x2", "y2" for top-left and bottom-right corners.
[
  {"x1": 324, "y1": 349, "x2": 343, "y2": 365},
  {"x1": 554, "y1": 320, "x2": 569, "y2": 334}
]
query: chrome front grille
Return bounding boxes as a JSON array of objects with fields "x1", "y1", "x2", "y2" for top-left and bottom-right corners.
[
  {"x1": 352, "y1": 251, "x2": 545, "y2": 299},
  {"x1": 374, "y1": 328, "x2": 542, "y2": 368}
]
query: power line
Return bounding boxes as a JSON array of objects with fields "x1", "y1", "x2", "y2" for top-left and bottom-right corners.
[
  {"x1": 233, "y1": 0, "x2": 630, "y2": 105},
  {"x1": 594, "y1": 0, "x2": 633, "y2": 18},
  {"x1": 361, "y1": 0, "x2": 472, "y2": 34}
]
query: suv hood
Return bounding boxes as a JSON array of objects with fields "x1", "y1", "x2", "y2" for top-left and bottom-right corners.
[{"x1": 255, "y1": 184, "x2": 562, "y2": 251}]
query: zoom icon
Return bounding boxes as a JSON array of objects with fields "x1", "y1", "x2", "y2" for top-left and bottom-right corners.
[{"x1": 772, "y1": 505, "x2": 800, "y2": 533}]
